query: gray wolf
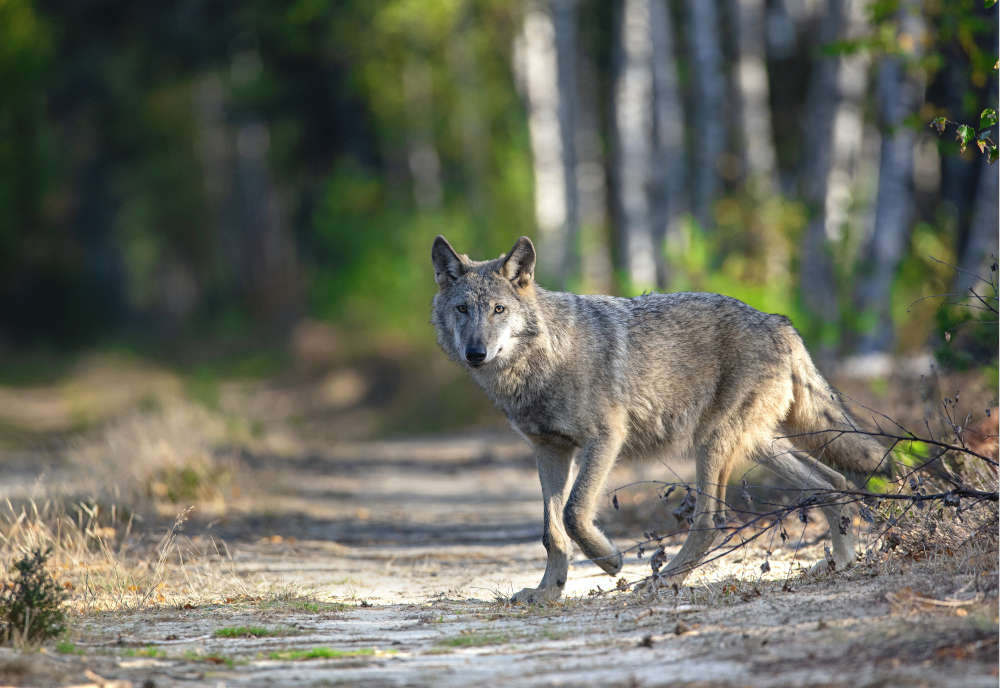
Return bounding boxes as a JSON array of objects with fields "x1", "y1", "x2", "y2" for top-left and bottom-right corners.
[{"x1": 430, "y1": 235, "x2": 888, "y2": 603}]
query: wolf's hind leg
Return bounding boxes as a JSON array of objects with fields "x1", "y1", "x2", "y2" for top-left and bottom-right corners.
[
  {"x1": 512, "y1": 444, "x2": 574, "y2": 604},
  {"x1": 659, "y1": 442, "x2": 732, "y2": 586},
  {"x1": 758, "y1": 438, "x2": 856, "y2": 572}
]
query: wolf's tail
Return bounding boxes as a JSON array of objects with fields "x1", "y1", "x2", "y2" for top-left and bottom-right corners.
[{"x1": 781, "y1": 328, "x2": 892, "y2": 477}]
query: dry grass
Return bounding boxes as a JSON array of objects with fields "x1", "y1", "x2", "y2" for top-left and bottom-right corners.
[
  {"x1": 0, "y1": 498, "x2": 259, "y2": 615},
  {"x1": 0, "y1": 381, "x2": 272, "y2": 618}
]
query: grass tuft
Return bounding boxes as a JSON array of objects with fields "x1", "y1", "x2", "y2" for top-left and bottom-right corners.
[
  {"x1": 267, "y1": 647, "x2": 375, "y2": 661},
  {"x1": 214, "y1": 625, "x2": 280, "y2": 638}
]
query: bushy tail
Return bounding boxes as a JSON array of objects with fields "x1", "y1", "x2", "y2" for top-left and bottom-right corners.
[{"x1": 782, "y1": 331, "x2": 892, "y2": 478}]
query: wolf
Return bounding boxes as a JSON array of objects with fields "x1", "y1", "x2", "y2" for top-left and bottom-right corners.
[{"x1": 430, "y1": 235, "x2": 888, "y2": 603}]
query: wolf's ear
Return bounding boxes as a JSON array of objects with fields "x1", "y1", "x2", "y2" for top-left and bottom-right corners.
[
  {"x1": 501, "y1": 236, "x2": 536, "y2": 289},
  {"x1": 432, "y1": 235, "x2": 467, "y2": 288}
]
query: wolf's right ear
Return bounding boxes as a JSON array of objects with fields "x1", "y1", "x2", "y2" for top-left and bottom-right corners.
[
  {"x1": 501, "y1": 236, "x2": 536, "y2": 289},
  {"x1": 432, "y1": 235, "x2": 467, "y2": 288}
]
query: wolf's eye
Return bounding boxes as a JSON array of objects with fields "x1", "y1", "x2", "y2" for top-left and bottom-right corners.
[
  {"x1": 494, "y1": 304, "x2": 505, "y2": 314},
  {"x1": 456, "y1": 304, "x2": 468, "y2": 314}
]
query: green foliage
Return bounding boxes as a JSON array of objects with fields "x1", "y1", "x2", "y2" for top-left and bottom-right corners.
[
  {"x1": 866, "y1": 475, "x2": 891, "y2": 493},
  {"x1": 267, "y1": 647, "x2": 375, "y2": 660},
  {"x1": 956, "y1": 124, "x2": 977, "y2": 152},
  {"x1": 665, "y1": 196, "x2": 810, "y2": 333},
  {"x1": 934, "y1": 272, "x2": 999, "y2": 380},
  {"x1": 0, "y1": 548, "x2": 67, "y2": 645},
  {"x1": 55, "y1": 640, "x2": 81, "y2": 654},
  {"x1": 894, "y1": 440, "x2": 931, "y2": 467}
]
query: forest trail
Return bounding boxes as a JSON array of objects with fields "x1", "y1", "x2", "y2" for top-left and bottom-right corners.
[{"x1": 4, "y1": 422, "x2": 996, "y2": 687}]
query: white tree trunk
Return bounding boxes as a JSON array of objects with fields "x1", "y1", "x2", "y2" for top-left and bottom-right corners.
[
  {"x1": 733, "y1": 0, "x2": 777, "y2": 190},
  {"x1": 553, "y1": 0, "x2": 579, "y2": 285},
  {"x1": 518, "y1": 0, "x2": 578, "y2": 287},
  {"x1": 613, "y1": 0, "x2": 657, "y2": 289},
  {"x1": 686, "y1": 0, "x2": 726, "y2": 229}
]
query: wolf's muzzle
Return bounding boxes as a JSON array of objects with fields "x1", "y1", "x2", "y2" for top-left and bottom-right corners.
[{"x1": 465, "y1": 346, "x2": 487, "y2": 366}]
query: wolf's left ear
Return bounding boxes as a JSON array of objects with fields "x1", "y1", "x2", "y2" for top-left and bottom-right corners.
[
  {"x1": 501, "y1": 236, "x2": 535, "y2": 289},
  {"x1": 432, "y1": 235, "x2": 467, "y2": 288}
]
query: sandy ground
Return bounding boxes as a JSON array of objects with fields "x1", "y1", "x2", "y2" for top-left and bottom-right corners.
[{"x1": 2, "y1": 427, "x2": 997, "y2": 688}]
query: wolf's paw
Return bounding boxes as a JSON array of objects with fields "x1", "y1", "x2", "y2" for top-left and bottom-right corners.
[
  {"x1": 511, "y1": 586, "x2": 562, "y2": 605},
  {"x1": 808, "y1": 551, "x2": 855, "y2": 577},
  {"x1": 594, "y1": 551, "x2": 623, "y2": 577}
]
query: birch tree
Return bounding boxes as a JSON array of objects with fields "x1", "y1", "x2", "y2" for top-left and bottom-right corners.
[
  {"x1": 613, "y1": 0, "x2": 657, "y2": 289},
  {"x1": 686, "y1": 0, "x2": 726, "y2": 229},
  {"x1": 518, "y1": 0, "x2": 579, "y2": 288},
  {"x1": 733, "y1": 0, "x2": 777, "y2": 190}
]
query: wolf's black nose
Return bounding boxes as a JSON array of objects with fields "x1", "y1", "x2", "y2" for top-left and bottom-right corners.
[{"x1": 465, "y1": 346, "x2": 487, "y2": 365}]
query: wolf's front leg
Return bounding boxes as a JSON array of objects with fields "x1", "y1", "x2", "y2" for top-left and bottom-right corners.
[
  {"x1": 563, "y1": 422, "x2": 625, "y2": 577},
  {"x1": 512, "y1": 445, "x2": 573, "y2": 604}
]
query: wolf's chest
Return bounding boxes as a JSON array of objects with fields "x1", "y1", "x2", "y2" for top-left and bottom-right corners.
[{"x1": 504, "y1": 393, "x2": 581, "y2": 448}]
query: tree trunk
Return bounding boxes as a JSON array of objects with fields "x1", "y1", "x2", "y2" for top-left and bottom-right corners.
[
  {"x1": 519, "y1": 0, "x2": 579, "y2": 288},
  {"x1": 553, "y1": 0, "x2": 580, "y2": 286},
  {"x1": 575, "y1": 8, "x2": 613, "y2": 293},
  {"x1": 402, "y1": 58, "x2": 443, "y2": 210},
  {"x1": 798, "y1": 0, "x2": 844, "y2": 340},
  {"x1": 733, "y1": 0, "x2": 777, "y2": 191},
  {"x1": 649, "y1": 0, "x2": 685, "y2": 287},
  {"x1": 448, "y1": 9, "x2": 491, "y2": 245},
  {"x1": 685, "y1": 0, "x2": 726, "y2": 229},
  {"x1": 613, "y1": 0, "x2": 657, "y2": 289},
  {"x1": 853, "y1": 2, "x2": 924, "y2": 355},
  {"x1": 954, "y1": 157, "x2": 999, "y2": 298},
  {"x1": 798, "y1": 0, "x2": 871, "y2": 359},
  {"x1": 229, "y1": 117, "x2": 302, "y2": 331}
]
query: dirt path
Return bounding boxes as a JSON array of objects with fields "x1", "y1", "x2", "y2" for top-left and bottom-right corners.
[{"x1": 4, "y1": 428, "x2": 997, "y2": 687}]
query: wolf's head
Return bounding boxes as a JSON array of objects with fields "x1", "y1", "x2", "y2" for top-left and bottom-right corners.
[{"x1": 430, "y1": 235, "x2": 538, "y2": 370}]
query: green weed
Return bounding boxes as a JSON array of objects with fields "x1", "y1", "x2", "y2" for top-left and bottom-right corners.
[
  {"x1": 214, "y1": 626, "x2": 281, "y2": 638},
  {"x1": 267, "y1": 647, "x2": 375, "y2": 661},
  {"x1": 0, "y1": 548, "x2": 67, "y2": 645}
]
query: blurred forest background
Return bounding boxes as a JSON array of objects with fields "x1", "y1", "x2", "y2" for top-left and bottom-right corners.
[{"x1": 0, "y1": 0, "x2": 996, "y2": 436}]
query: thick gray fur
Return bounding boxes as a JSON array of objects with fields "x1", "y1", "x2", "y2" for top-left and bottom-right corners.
[{"x1": 430, "y1": 235, "x2": 889, "y2": 603}]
